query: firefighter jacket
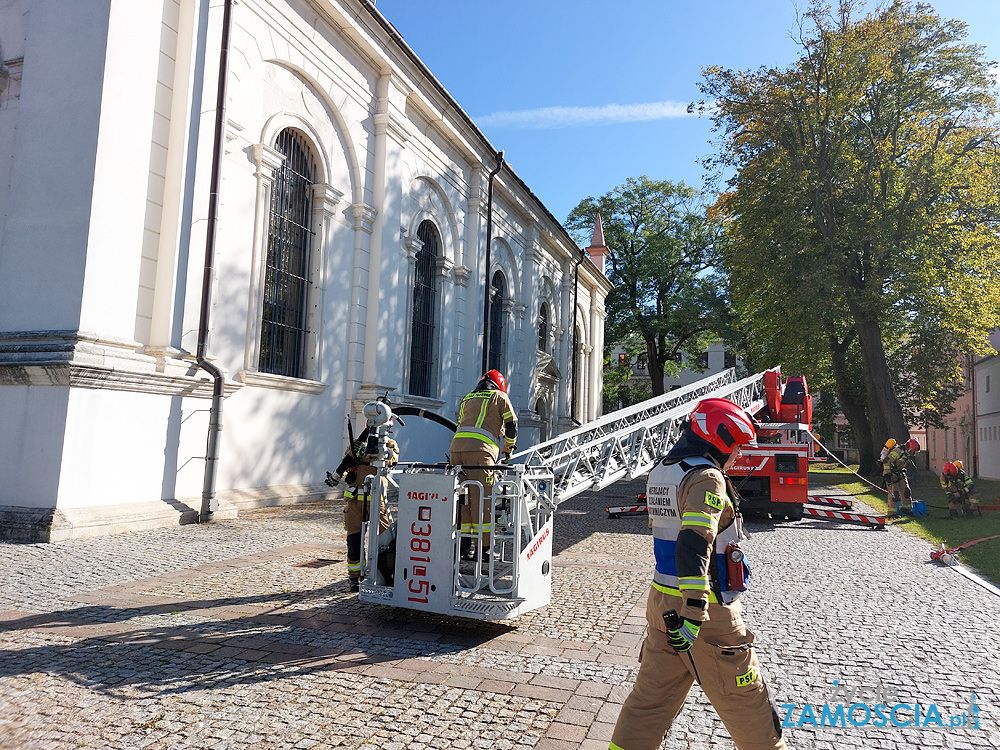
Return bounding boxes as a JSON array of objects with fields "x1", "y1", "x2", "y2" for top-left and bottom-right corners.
[
  {"x1": 343, "y1": 438, "x2": 398, "y2": 502},
  {"x1": 646, "y1": 456, "x2": 748, "y2": 623},
  {"x1": 884, "y1": 447, "x2": 913, "y2": 482},
  {"x1": 941, "y1": 470, "x2": 975, "y2": 500},
  {"x1": 449, "y1": 387, "x2": 517, "y2": 461},
  {"x1": 346, "y1": 437, "x2": 399, "y2": 469}
]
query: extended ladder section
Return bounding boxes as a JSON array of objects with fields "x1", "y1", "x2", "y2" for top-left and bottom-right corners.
[
  {"x1": 511, "y1": 367, "x2": 772, "y2": 509},
  {"x1": 361, "y1": 367, "x2": 776, "y2": 620}
]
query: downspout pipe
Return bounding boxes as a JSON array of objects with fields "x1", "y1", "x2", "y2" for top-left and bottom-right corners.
[
  {"x1": 570, "y1": 246, "x2": 588, "y2": 424},
  {"x1": 481, "y1": 150, "x2": 505, "y2": 375},
  {"x1": 196, "y1": 0, "x2": 235, "y2": 523}
]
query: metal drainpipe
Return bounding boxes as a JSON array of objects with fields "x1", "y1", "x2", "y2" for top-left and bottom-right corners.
[
  {"x1": 569, "y1": 247, "x2": 587, "y2": 423},
  {"x1": 196, "y1": 0, "x2": 235, "y2": 523},
  {"x1": 481, "y1": 150, "x2": 504, "y2": 375}
]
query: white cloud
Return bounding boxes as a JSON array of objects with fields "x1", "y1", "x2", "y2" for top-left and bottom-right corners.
[{"x1": 475, "y1": 101, "x2": 694, "y2": 129}]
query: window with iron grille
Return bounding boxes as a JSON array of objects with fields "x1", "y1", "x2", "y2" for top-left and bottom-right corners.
[
  {"x1": 409, "y1": 220, "x2": 439, "y2": 397},
  {"x1": 488, "y1": 271, "x2": 506, "y2": 373},
  {"x1": 537, "y1": 302, "x2": 548, "y2": 353},
  {"x1": 259, "y1": 129, "x2": 316, "y2": 379}
]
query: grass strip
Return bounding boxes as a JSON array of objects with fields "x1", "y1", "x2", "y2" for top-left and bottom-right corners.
[{"x1": 808, "y1": 463, "x2": 1000, "y2": 585}]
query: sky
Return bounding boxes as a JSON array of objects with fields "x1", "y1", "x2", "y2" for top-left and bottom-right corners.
[{"x1": 371, "y1": 0, "x2": 1000, "y2": 228}]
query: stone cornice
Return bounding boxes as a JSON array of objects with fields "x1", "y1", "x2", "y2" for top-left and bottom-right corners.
[{"x1": 0, "y1": 331, "x2": 242, "y2": 398}]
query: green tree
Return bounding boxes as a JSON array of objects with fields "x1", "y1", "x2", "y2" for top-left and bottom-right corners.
[
  {"x1": 566, "y1": 177, "x2": 731, "y2": 396},
  {"x1": 701, "y1": 0, "x2": 1000, "y2": 473},
  {"x1": 601, "y1": 335, "x2": 654, "y2": 412}
]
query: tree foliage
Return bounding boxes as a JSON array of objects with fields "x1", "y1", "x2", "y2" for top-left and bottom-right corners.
[
  {"x1": 701, "y1": 0, "x2": 1000, "y2": 473},
  {"x1": 566, "y1": 177, "x2": 732, "y2": 396}
]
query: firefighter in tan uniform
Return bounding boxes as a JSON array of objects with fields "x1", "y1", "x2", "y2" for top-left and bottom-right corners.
[
  {"x1": 883, "y1": 438, "x2": 918, "y2": 517},
  {"x1": 449, "y1": 369, "x2": 517, "y2": 562},
  {"x1": 328, "y1": 422, "x2": 399, "y2": 592},
  {"x1": 941, "y1": 461, "x2": 977, "y2": 519},
  {"x1": 610, "y1": 398, "x2": 787, "y2": 750}
]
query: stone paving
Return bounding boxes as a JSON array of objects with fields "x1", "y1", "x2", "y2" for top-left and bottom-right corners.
[{"x1": 1, "y1": 476, "x2": 998, "y2": 750}]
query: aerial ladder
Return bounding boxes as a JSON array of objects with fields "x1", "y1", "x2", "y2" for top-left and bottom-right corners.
[{"x1": 357, "y1": 368, "x2": 772, "y2": 620}]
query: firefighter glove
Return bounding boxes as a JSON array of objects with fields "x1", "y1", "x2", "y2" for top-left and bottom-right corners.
[
  {"x1": 667, "y1": 617, "x2": 701, "y2": 652},
  {"x1": 325, "y1": 471, "x2": 340, "y2": 488}
]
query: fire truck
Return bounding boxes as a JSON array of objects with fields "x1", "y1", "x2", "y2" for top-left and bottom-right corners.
[{"x1": 727, "y1": 370, "x2": 813, "y2": 521}]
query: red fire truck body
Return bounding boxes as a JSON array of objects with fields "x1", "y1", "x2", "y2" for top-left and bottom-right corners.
[{"x1": 728, "y1": 371, "x2": 813, "y2": 520}]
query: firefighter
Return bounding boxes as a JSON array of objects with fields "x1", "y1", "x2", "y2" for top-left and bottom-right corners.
[
  {"x1": 941, "y1": 460, "x2": 978, "y2": 519},
  {"x1": 879, "y1": 438, "x2": 896, "y2": 488},
  {"x1": 940, "y1": 462, "x2": 965, "y2": 519},
  {"x1": 449, "y1": 369, "x2": 517, "y2": 562},
  {"x1": 609, "y1": 398, "x2": 787, "y2": 750},
  {"x1": 954, "y1": 461, "x2": 979, "y2": 516},
  {"x1": 336, "y1": 420, "x2": 399, "y2": 592},
  {"x1": 883, "y1": 438, "x2": 918, "y2": 517}
]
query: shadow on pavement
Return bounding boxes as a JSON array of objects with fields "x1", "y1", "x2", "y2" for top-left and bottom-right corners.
[{"x1": 0, "y1": 582, "x2": 514, "y2": 698}]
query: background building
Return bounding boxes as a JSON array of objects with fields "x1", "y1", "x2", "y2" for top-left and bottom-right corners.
[
  {"x1": 0, "y1": 0, "x2": 610, "y2": 541},
  {"x1": 926, "y1": 330, "x2": 1000, "y2": 479}
]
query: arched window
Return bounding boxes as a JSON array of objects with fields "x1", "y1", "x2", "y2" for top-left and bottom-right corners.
[
  {"x1": 488, "y1": 271, "x2": 506, "y2": 373},
  {"x1": 537, "y1": 302, "x2": 549, "y2": 353},
  {"x1": 409, "y1": 220, "x2": 440, "y2": 397},
  {"x1": 259, "y1": 128, "x2": 316, "y2": 379}
]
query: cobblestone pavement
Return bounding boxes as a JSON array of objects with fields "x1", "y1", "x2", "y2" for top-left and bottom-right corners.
[{"x1": 1, "y1": 477, "x2": 998, "y2": 750}]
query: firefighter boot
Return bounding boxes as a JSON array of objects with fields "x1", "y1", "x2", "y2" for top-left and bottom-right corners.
[
  {"x1": 460, "y1": 537, "x2": 474, "y2": 561},
  {"x1": 349, "y1": 578, "x2": 360, "y2": 593}
]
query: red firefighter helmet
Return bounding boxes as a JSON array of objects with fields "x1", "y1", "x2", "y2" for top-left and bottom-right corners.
[
  {"x1": 943, "y1": 461, "x2": 957, "y2": 476},
  {"x1": 905, "y1": 438, "x2": 919, "y2": 452},
  {"x1": 688, "y1": 398, "x2": 758, "y2": 454},
  {"x1": 483, "y1": 369, "x2": 507, "y2": 393}
]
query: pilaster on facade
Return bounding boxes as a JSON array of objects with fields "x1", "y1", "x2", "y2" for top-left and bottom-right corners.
[
  {"x1": 350, "y1": 203, "x2": 378, "y2": 234},
  {"x1": 453, "y1": 264, "x2": 471, "y2": 288},
  {"x1": 374, "y1": 110, "x2": 410, "y2": 146}
]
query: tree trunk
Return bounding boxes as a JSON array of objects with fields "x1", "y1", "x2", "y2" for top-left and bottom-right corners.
[
  {"x1": 828, "y1": 333, "x2": 877, "y2": 474},
  {"x1": 645, "y1": 337, "x2": 665, "y2": 396},
  {"x1": 851, "y1": 313, "x2": 910, "y2": 456}
]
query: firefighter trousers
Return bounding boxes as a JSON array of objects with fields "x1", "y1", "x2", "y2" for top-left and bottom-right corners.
[
  {"x1": 610, "y1": 587, "x2": 786, "y2": 750},
  {"x1": 450, "y1": 448, "x2": 497, "y2": 551},
  {"x1": 344, "y1": 467, "x2": 390, "y2": 581},
  {"x1": 889, "y1": 476, "x2": 912, "y2": 513}
]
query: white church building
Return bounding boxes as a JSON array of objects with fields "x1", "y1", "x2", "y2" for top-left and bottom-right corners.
[{"x1": 0, "y1": 0, "x2": 611, "y2": 541}]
